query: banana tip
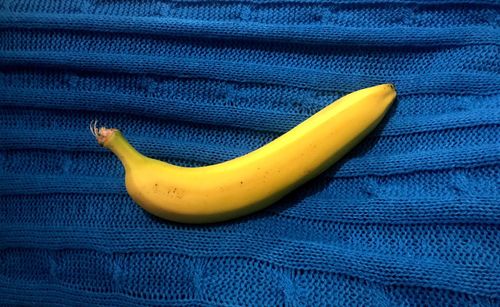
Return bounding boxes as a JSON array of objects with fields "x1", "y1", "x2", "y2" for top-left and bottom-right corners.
[{"x1": 90, "y1": 120, "x2": 118, "y2": 145}]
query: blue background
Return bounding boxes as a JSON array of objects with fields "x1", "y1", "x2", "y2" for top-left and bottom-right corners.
[{"x1": 1, "y1": 0, "x2": 499, "y2": 305}]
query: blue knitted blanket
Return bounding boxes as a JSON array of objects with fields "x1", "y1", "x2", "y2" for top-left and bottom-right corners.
[{"x1": 1, "y1": 1, "x2": 499, "y2": 305}]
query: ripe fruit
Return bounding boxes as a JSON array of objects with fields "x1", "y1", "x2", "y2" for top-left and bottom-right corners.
[{"x1": 92, "y1": 84, "x2": 396, "y2": 223}]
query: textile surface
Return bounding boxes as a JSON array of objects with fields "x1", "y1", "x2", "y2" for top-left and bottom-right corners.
[{"x1": 1, "y1": 0, "x2": 499, "y2": 305}]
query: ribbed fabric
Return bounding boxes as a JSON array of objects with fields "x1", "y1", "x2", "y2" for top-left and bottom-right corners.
[{"x1": 1, "y1": 0, "x2": 499, "y2": 305}]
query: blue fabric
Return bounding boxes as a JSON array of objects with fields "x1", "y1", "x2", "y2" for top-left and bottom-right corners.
[{"x1": 1, "y1": 1, "x2": 499, "y2": 305}]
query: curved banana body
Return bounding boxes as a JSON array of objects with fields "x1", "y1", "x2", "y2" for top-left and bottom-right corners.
[{"x1": 94, "y1": 84, "x2": 396, "y2": 223}]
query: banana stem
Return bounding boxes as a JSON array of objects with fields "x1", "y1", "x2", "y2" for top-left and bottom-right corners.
[{"x1": 90, "y1": 121, "x2": 145, "y2": 170}]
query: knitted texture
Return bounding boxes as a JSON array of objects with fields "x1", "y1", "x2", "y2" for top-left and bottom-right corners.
[{"x1": 1, "y1": 0, "x2": 499, "y2": 305}]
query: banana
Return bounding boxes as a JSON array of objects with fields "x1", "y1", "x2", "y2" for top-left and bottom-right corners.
[{"x1": 92, "y1": 84, "x2": 396, "y2": 224}]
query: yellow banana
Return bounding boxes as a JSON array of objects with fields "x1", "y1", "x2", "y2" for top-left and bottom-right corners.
[{"x1": 92, "y1": 83, "x2": 396, "y2": 224}]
